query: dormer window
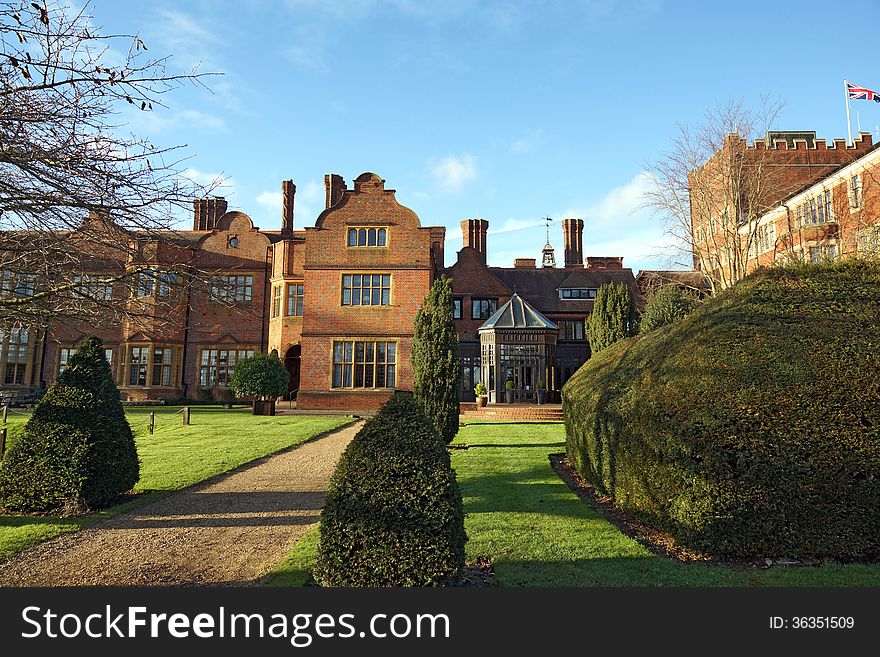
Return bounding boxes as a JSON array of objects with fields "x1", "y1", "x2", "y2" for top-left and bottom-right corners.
[
  {"x1": 347, "y1": 227, "x2": 387, "y2": 247},
  {"x1": 559, "y1": 288, "x2": 597, "y2": 300}
]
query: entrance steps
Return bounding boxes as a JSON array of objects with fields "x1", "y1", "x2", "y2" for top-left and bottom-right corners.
[{"x1": 460, "y1": 402, "x2": 564, "y2": 422}]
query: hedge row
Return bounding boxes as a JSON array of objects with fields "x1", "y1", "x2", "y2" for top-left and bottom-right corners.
[
  {"x1": 314, "y1": 392, "x2": 466, "y2": 586},
  {"x1": 562, "y1": 261, "x2": 880, "y2": 558}
]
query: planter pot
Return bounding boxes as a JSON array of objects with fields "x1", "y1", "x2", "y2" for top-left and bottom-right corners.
[
  {"x1": 505, "y1": 390, "x2": 514, "y2": 404},
  {"x1": 476, "y1": 396, "x2": 488, "y2": 408},
  {"x1": 536, "y1": 389, "x2": 546, "y2": 405},
  {"x1": 253, "y1": 399, "x2": 276, "y2": 416}
]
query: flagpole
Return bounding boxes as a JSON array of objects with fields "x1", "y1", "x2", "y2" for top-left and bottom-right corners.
[{"x1": 845, "y1": 78, "x2": 853, "y2": 145}]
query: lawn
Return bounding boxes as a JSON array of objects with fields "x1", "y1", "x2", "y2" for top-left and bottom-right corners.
[
  {"x1": 264, "y1": 420, "x2": 880, "y2": 587},
  {"x1": 0, "y1": 407, "x2": 353, "y2": 561}
]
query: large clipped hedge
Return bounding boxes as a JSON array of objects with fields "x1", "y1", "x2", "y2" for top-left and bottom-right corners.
[
  {"x1": 314, "y1": 392, "x2": 466, "y2": 586},
  {"x1": 563, "y1": 261, "x2": 880, "y2": 558},
  {"x1": 0, "y1": 337, "x2": 139, "y2": 513}
]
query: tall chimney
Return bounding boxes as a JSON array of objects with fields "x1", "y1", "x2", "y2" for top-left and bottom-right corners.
[
  {"x1": 193, "y1": 197, "x2": 228, "y2": 231},
  {"x1": 460, "y1": 218, "x2": 489, "y2": 265},
  {"x1": 324, "y1": 174, "x2": 346, "y2": 209},
  {"x1": 282, "y1": 180, "x2": 296, "y2": 235},
  {"x1": 562, "y1": 218, "x2": 584, "y2": 268}
]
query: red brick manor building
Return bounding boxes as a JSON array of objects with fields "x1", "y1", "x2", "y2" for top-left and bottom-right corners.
[{"x1": 1, "y1": 172, "x2": 636, "y2": 411}]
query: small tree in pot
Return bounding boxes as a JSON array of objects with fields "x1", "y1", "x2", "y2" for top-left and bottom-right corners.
[
  {"x1": 535, "y1": 380, "x2": 547, "y2": 405},
  {"x1": 474, "y1": 381, "x2": 488, "y2": 408},
  {"x1": 505, "y1": 379, "x2": 515, "y2": 404},
  {"x1": 230, "y1": 353, "x2": 290, "y2": 416}
]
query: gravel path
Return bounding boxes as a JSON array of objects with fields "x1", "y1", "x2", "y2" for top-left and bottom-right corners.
[{"x1": 0, "y1": 421, "x2": 363, "y2": 586}]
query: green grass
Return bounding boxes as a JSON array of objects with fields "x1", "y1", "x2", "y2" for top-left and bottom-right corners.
[
  {"x1": 265, "y1": 420, "x2": 880, "y2": 587},
  {"x1": 0, "y1": 407, "x2": 353, "y2": 561}
]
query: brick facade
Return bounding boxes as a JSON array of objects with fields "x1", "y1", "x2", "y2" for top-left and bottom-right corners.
[
  {"x1": 5, "y1": 171, "x2": 638, "y2": 411},
  {"x1": 691, "y1": 131, "x2": 880, "y2": 285}
]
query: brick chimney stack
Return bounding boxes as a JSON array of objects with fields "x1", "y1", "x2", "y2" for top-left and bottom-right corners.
[
  {"x1": 282, "y1": 180, "x2": 296, "y2": 235},
  {"x1": 324, "y1": 174, "x2": 347, "y2": 209},
  {"x1": 193, "y1": 197, "x2": 228, "y2": 231},
  {"x1": 460, "y1": 218, "x2": 489, "y2": 265},
  {"x1": 562, "y1": 218, "x2": 584, "y2": 268}
]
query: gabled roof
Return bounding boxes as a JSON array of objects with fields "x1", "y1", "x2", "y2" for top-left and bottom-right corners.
[{"x1": 479, "y1": 293, "x2": 558, "y2": 330}]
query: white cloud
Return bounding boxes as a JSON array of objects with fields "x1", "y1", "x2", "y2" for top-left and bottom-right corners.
[
  {"x1": 256, "y1": 191, "x2": 283, "y2": 212},
  {"x1": 509, "y1": 129, "x2": 545, "y2": 154},
  {"x1": 184, "y1": 168, "x2": 234, "y2": 197},
  {"x1": 566, "y1": 172, "x2": 676, "y2": 273},
  {"x1": 429, "y1": 154, "x2": 478, "y2": 193},
  {"x1": 129, "y1": 107, "x2": 228, "y2": 136}
]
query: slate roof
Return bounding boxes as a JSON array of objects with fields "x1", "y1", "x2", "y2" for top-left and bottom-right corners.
[
  {"x1": 489, "y1": 267, "x2": 637, "y2": 314},
  {"x1": 479, "y1": 293, "x2": 558, "y2": 330}
]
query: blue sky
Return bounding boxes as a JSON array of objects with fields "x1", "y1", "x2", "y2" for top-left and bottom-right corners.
[{"x1": 94, "y1": 0, "x2": 880, "y2": 273}]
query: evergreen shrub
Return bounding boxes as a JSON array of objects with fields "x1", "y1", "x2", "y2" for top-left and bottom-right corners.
[
  {"x1": 639, "y1": 285, "x2": 702, "y2": 333},
  {"x1": 314, "y1": 392, "x2": 467, "y2": 586},
  {"x1": 0, "y1": 337, "x2": 139, "y2": 513},
  {"x1": 563, "y1": 262, "x2": 880, "y2": 558}
]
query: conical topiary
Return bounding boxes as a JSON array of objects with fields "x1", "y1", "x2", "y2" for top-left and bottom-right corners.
[
  {"x1": 314, "y1": 392, "x2": 467, "y2": 586},
  {"x1": 0, "y1": 336, "x2": 139, "y2": 513}
]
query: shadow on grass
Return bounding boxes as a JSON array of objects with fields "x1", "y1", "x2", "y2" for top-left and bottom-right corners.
[
  {"x1": 466, "y1": 442, "x2": 565, "y2": 449},
  {"x1": 491, "y1": 557, "x2": 880, "y2": 587}
]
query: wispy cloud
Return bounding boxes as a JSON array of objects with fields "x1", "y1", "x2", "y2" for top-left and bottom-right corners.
[
  {"x1": 564, "y1": 172, "x2": 674, "y2": 271},
  {"x1": 184, "y1": 168, "x2": 234, "y2": 197},
  {"x1": 429, "y1": 154, "x2": 478, "y2": 193},
  {"x1": 509, "y1": 129, "x2": 545, "y2": 154},
  {"x1": 132, "y1": 108, "x2": 228, "y2": 136}
]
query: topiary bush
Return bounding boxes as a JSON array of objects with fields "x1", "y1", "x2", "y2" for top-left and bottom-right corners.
[
  {"x1": 314, "y1": 391, "x2": 467, "y2": 586},
  {"x1": 563, "y1": 261, "x2": 880, "y2": 559},
  {"x1": 229, "y1": 352, "x2": 289, "y2": 400},
  {"x1": 413, "y1": 275, "x2": 461, "y2": 444},
  {"x1": 639, "y1": 285, "x2": 702, "y2": 333},
  {"x1": 587, "y1": 282, "x2": 635, "y2": 354},
  {"x1": 0, "y1": 336, "x2": 139, "y2": 514}
]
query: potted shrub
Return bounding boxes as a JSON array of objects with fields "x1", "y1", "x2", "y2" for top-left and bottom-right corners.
[
  {"x1": 474, "y1": 381, "x2": 488, "y2": 408},
  {"x1": 505, "y1": 379, "x2": 515, "y2": 404},
  {"x1": 229, "y1": 352, "x2": 290, "y2": 416},
  {"x1": 535, "y1": 380, "x2": 547, "y2": 405}
]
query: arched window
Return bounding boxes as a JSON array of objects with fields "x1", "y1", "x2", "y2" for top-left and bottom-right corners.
[{"x1": 347, "y1": 226, "x2": 389, "y2": 248}]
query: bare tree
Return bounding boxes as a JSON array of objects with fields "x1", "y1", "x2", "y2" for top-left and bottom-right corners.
[
  {"x1": 0, "y1": 0, "x2": 219, "y2": 327},
  {"x1": 644, "y1": 99, "x2": 785, "y2": 292}
]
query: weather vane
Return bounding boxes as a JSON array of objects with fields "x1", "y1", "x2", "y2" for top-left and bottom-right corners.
[{"x1": 544, "y1": 216, "x2": 553, "y2": 243}]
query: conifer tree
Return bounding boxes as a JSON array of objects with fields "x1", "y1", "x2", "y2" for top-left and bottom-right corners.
[
  {"x1": 587, "y1": 282, "x2": 635, "y2": 354},
  {"x1": 0, "y1": 336, "x2": 139, "y2": 513},
  {"x1": 412, "y1": 275, "x2": 461, "y2": 444}
]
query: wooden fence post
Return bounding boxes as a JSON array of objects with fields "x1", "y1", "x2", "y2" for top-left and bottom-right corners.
[
  {"x1": 149, "y1": 412, "x2": 155, "y2": 435},
  {"x1": 2, "y1": 404, "x2": 7, "y2": 425},
  {"x1": 183, "y1": 406, "x2": 190, "y2": 426},
  {"x1": 0, "y1": 427, "x2": 6, "y2": 461}
]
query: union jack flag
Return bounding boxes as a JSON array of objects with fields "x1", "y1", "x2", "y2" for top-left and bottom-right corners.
[{"x1": 847, "y1": 81, "x2": 880, "y2": 102}]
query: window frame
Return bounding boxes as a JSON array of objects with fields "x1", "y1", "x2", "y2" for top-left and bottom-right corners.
[
  {"x1": 198, "y1": 347, "x2": 256, "y2": 387},
  {"x1": 452, "y1": 298, "x2": 462, "y2": 320},
  {"x1": 341, "y1": 273, "x2": 392, "y2": 307},
  {"x1": 471, "y1": 298, "x2": 498, "y2": 320},
  {"x1": 124, "y1": 344, "x2": 180, "y2": 388},
  {"x1": 2, "y1": 328, "x2": 31, "y2": 385},
  {"x1": 210, "y1": 274, "x2": 254, "y2": 303},
  {"x1": 330, "y1": 339, "x2": 397, "y2": 390},
  {"x1": 346, "y1": 226, "x2": 389, "y2": 248},
  {"x1": 271, "y1": 284, "x2": 282, "y2": 318},
  {"x1": 286, "y1": 282, "x2": 304, "y2": 317},
  {"x1": 558, "y1": 288, "x2": 598, "y2": 300}
]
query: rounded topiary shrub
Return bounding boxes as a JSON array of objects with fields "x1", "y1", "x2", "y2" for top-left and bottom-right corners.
[
  {"x1": 563, "y1": 261, "x2": 880, "y2": 559},
  {"x1": 639, "y1": 285, "x2": 701, "y2": 333},
  {"x1": 314, "y1": 391, "x2": 467, "y2": 586},
  {"x1": 0, "y1": 336, "x2": 139, "y2": 514}
]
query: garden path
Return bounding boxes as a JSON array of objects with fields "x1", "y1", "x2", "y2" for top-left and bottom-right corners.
[{"x1": 0, "y1": 420, "x2": 363, "y2": 586}]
